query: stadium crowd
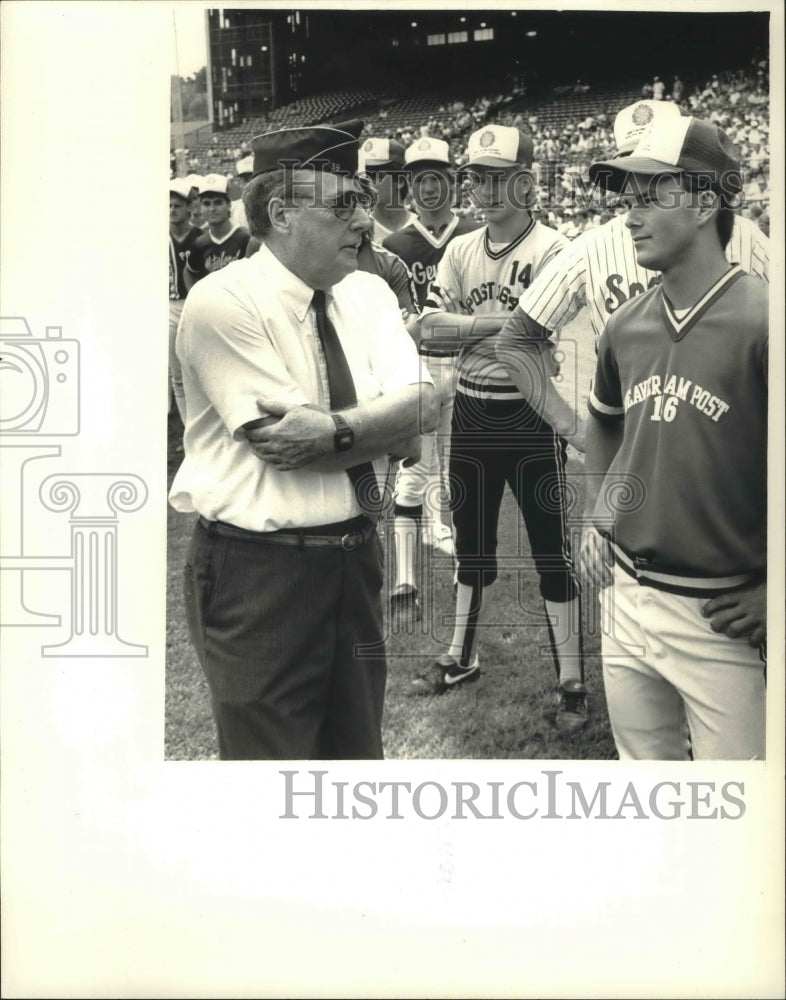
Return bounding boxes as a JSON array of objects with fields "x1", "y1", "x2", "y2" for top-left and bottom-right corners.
[{"x1": 172, "y1": 60, "x2": 770, "y2": 237}]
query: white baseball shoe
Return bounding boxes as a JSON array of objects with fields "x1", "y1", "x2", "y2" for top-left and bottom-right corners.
[{"x1": 422, "y1": 522, "x2": 454, "y2": 557}]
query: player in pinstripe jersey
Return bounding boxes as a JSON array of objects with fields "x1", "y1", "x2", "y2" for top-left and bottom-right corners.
[
  {"x1": 496, "y1": 100, "x2": 769, "y2": 449},
  {"x1": 407, "y1": 125, "x2": 588, "y2": 733},
  {"x1": 579, "y1": 117, "x2": 767, "y2": 759}
]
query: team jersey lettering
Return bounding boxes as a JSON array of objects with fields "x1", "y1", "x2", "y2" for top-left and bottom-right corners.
[
  {"x1": 624, "y1": 371, "x2": 730, "y2": 423},
  {"x1": 411, "y1": 260, "x2": 438, "y2": 286},
  {"x1": 203, "y1": 249, "x2": 245, "y2": 272},
  {"x1": 604, "y1": 272, "x2": 661, "y2": 314},
  {"x1": 462, "y1": 260, "x2": 533, "y2": 314}
]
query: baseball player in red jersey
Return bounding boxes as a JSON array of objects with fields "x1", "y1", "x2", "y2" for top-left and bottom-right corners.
[
  {"x1": 382, "y1": 138, "x2": 481, "y2": 619},
  {"x1": 169, "y1": 178, "x2": 203, "y2": 421},
  {"x1": 580, "y1": 117, "x2": 767, "y2": 760},
  {"x1": 184, "y1": 174, "x2": 251, "y2": 290},
  {"x1": 496, "y1": 100, "x2": 769, "y2": 450},
  {"x1": 407, "y1": 124, "x2": 588, "y2": 734}
]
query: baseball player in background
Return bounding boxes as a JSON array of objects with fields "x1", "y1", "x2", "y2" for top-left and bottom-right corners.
[
  {"x1": 184, "y1": 174, "x2": 251, "y2": 290},
  {"x1": 407, "y1": 124, "x2": 588, "y2": 734},
  {"x1": 169, "y1": 178, "x2": 203, "y2": 421},
  {"x1": 580, "y1": 117, "x2": 767, "y2": 760},
  {"x1": 495, "y1": 100, "x2": 769, "y2": 450},
  {"x1": 230, "y1": 155, "x2": 254, "y2": 230},
  {"x1": 358, "y1": 137, "x2": 417, "y2": 243},
  {"x1": 382, "y1": 138, "x2": 481, "y2": 620}
]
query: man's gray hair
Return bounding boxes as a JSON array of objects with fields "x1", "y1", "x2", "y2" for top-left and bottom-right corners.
[{"x1": 243, "y1": 169, "x2": 288, "y2": 238}]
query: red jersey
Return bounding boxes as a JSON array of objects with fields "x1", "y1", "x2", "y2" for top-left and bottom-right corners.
[{"x1": 589, "y1": 266, "x2": 767, "y2": 588}]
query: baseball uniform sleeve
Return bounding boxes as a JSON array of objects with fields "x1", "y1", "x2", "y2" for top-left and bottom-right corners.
[
  {"x1": 588, "y1": 323, "x2": 624, "y2": 421},
  {"x1": 376, "y1": 245, "x2": 420, "y2": 315},
  {"x1": 516, "y1": 238, "x2": 588, "y2": 333},
  {"x1": 423, "y1": 241, "x2": 465, "y2": 315},
  {"x1": 185, "y1": 240, "x2": 207, "y2": 278}
]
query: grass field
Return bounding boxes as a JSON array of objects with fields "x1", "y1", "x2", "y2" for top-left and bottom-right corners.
[{"x1": 164, "y1": 314, "x2": 618, "y2": 760}]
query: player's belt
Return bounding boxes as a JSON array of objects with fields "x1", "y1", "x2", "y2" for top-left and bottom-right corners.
[
  {"x1": 611, "y1": 542, "x2": 761, "y2": 597},
  {"x1": 198, "y1": 514, "x2": 377, "y2": 551},
  {"x1": 420, "y1": 346, "x2": 459, "y2": 358}
]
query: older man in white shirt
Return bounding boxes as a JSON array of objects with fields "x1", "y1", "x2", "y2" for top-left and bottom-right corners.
[{"x1": 171, "y1": 120, "x2": 436, "y2": 760}]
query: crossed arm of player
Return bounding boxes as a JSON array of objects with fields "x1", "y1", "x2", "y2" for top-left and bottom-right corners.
[
  {"x1": 579, "y1": 409, "x2": 767, "y2": 647},
  {"x1": 496, "y1": 309, "x2": 587, "y2": 452},
  {"x1": 418, "y1": 308, "x2": 507, "y2": 347}
]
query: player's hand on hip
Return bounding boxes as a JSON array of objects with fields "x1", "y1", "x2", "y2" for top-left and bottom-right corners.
[
  {"x1": 244, "y1": 399, "x2": 333, "y2": 470},
  {"x1": 579, "y1": 526, "x2": 614, "y2": 590},
  {"x1": 701, "y1": 581, "x2": 767, "y2": 646}
]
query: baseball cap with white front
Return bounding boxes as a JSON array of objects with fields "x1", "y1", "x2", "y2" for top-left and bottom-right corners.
[
  {"x1": 462, "y1": 125, "x2": 534, "y2": 169},
  {"x1": 358, "y1": 137, "x2": 406, "y2": 172},
  {"x1": 236, "y1": 155, "x2": 254, "y2": 176},
  {"x1": 199, "y1": 173, "x2": 229, "y2": 196},
  {"x1": 169, "y1": 178, "x2": 193, "y2": 201},
  {"x1": 613, "y1": 99, "x2": 681, "y2": 155},
  {"x1": 589, "y1": 116, "x2": 742, "y2": 195},
  {"x1": 405, "y1": 137, "x2": 451, "y2": 168}
]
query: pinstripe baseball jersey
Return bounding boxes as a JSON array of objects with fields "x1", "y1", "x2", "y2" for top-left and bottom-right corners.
[
  {"x1": 517, "y1": 213, "x2": 768, "y2": 344},
  {"x1": 424, "y1": 220, "x2": 567, "y2": 399},
  {"x1": 588, "y1": 265, "x2": 767, "y2": 587}
]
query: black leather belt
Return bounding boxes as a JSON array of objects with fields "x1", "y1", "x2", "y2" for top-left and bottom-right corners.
[
  {"x1": 420, "y1": 348, "x2": 459, "y2": 358},
  {"x1": 198, "y1": 514, "x2": 376, "y2": 551}
]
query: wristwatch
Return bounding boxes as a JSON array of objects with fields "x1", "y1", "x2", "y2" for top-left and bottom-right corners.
[{"x1": 331, "y1": 412, "x2": 355, "y2": 452}]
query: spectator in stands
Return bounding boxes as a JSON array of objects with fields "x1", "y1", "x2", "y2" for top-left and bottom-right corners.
[
  {"x1": 358, "y1": 137, "x2": 416, "y2": 242},
  {"x1": 652, "y1": 76, "x2": 665, "y2": 101},
  {"x1": 672, "y1": 76, "x2": 684, "y2": 103},
  {"x1": 641, "y1": 81, "x2": 653, "y2": 99},
  {"x1": 184, "y1": 175, "x2": 251, "y2": 291}
]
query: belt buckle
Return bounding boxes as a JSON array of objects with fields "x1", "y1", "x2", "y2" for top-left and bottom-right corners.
[{"x1": 340, "y1": 531, "x2": 361, "y2": 551}]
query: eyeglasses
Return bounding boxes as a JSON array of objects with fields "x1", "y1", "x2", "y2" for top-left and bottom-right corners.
[{"x1": 285, "y1": 187, "x2": 375, "y2": 221}]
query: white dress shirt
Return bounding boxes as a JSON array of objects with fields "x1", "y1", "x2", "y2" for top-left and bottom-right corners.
[{"x1": 170, "y1": 243, "x2": 431, "y2": 530}]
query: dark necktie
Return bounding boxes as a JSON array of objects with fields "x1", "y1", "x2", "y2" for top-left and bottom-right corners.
[{"x1": 312, "y1": 290, "x2": 381, "y2": 520}]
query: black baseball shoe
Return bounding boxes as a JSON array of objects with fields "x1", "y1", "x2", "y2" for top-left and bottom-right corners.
[
  {"x1": 390, "y1": 584, "x2": 421, "y2": 623},
  {"x1": 406, "y1": 654, "x2": 480, "y2": 696},
  {"x1": 554, "y1": 679, "x2": 589, "y2": 734}
]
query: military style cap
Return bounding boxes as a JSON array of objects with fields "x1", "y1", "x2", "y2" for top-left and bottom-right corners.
[{"x1": 251, "y1": 120, "x2": 364, "y2": 177}]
